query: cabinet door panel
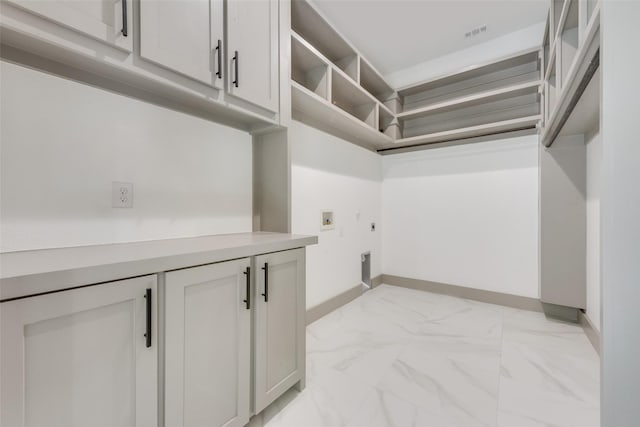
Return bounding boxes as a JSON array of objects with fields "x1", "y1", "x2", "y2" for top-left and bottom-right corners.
[
  {"x1": 6, "y1": 0, "x2": 133, "y2": 51},
  {"x1": 227, "y1": 0, "x2": 279, "y2": 112},
  {"x1": 0, "y1": 275, "x2": 158, "y2": 427},
  {"x1": 254, "y1": 248, "x2": 305, "y2": 413},
  {"x1": 140, "y1": 0, "x2": 223, "y2": 87},
  {"x1": 165, "y1": 258, "x2": 251, "y2": 427}
]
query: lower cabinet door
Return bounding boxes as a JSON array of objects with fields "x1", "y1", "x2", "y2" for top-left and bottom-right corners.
[
  {"x1": 254, "y1": 248, "x2": 306, "y2": 413},
  {"x1": 165, "y1": 258, "x2": 251, "y2": 427},
  {"x1": 0, "y1": 275, "x2": 158, "y2": 427}
]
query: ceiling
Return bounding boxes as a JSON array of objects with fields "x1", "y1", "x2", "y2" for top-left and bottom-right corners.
[{"x1": 310, "y1": 0, "x2": 549, "y2": 76}]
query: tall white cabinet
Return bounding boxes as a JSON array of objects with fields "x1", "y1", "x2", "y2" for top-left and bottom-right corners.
[
  {"x1": 254, "y1": 248, "x2": 306, "y2": 413},
  {"x1": 0, "y1": 275, "x2": 158, "y2": 427},
  {"x1": 164, "y1": 258, "x2": 252, "y2": 427}
]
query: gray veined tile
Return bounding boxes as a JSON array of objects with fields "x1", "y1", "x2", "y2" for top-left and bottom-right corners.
[
  {"x1": 500, "y1": 311, "x2": 599, "y2": 407},
  {"x1": 308, "y1": 287, "x2": 423, "y2": 341},
  {"x1": 499, "y1": 338, "x2": 599, "y2": 406},
  {"x1": 376, "y1": 337, "x2": 501, "y2": 427},
  {"x1": 346, "y1": 387, "x2": 454, "y2": 427},
  {"x1": 497, "y1": 377, "x2": 600, "y2": 427},
  {"x1": 416, "y1": 294, "x2": 505, "y2": 340},
  {"x1": 306, "y1": 310, "x2": 411, "y2": 387},
  {"x1": 269, "y1": 365, "x2": 375, "y2": 427},
  {"x1": 259, "y1": 285, "x2": 599, "y2": 427}
]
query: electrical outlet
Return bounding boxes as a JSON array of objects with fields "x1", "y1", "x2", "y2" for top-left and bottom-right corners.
[
  {"x1": 112, "y1": 182, "x2": 133, "y2": 208},
  {"x1": 371, "y1": 222, "x2": 376, "y2": 232}
]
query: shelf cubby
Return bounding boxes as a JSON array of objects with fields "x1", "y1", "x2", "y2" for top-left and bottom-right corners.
[
  {"x1": 378, "y1": 106, "x2": 398, "y2": 138},
  {"x1": 331, "y1": 69, "x2": 377, "y2": 128},
  {"x1": 291, "y1": 34, "x2": 329, "y2": 100},
  {"x1": 359, "y1": 58, "x2": 394, "y2": 103},
  {"x1": 291, "y1": 0, "x2": 359, "y2": 82},
  {"x1": 291, "y1": 82, "x2": 392, "y2": 148}
]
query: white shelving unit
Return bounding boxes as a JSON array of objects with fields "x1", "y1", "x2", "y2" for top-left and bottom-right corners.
[
  {"x1": 393, "y1": 48, "x2": 542, "y2": 148},
  {"x1": 290, "y1": 0, "x2": 395, "y2": 148},
  {"x1": 541, "y1": 0, "x2": 600, "y2": 147},
  {"x1": 290, "y1": 0, "x2": 546, "y2": 152}
]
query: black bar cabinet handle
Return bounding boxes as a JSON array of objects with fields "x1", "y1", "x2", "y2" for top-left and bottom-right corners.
[
  {"x1": 261, "y1": 263, "x2": 269, "y2": 302},
  {"x1": 144, "y1": 288, "x2": 152, "y2": 348},
  {"x1": 121, "y1": 0, "x2": 128, "y2": 37},
  {"x1": 215, "y1": 39, "x2": 222, "y2": 79},
  {"x1": 243, "y1": 267, "x2": 250, "y2": 310},
  {"x1": 232, "y1": 51, "x2": 239, "y2": 87}
]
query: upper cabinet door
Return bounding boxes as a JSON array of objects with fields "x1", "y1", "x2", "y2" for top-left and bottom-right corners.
[
  {"x1": 226, "y1": 0, "x2": 279, "y2": 113},
  {"x1": 0, "y1": 275, "x2": 158, "y2": 427},
  {"x1": 6, "y1": 0, "x2": 133, "y2": 52},
  {"x1": 140, "y1": 0, "x2": 224, "y2": 88},
  {"x1": 254, "y1": 248, "x2": 306, "y2": 413}
]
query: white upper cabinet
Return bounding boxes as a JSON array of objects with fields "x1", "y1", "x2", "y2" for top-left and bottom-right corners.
[
  {"x1": 164, "y1": 258, "x2": 251, "y2": 427},
  {"x1": 0, "y1": 275, "x2": 158, "y2": 427},
  {"x1": 5, "y1": 0, "x2": 133, "y2": 52},
  {"x1": 253, "y1": 248, "x2": 305, "y2": 413},
  {"x1": 227, "y1": 0, "x2": 279, "y2": 113},
  {"x1": 140, "y1": 0, "x2": 224, "y2": 88}
]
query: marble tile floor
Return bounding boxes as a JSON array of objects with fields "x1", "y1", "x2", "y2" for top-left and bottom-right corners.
[{"x1": 247, "y1": 284, "x2": 600, "y2": 427}]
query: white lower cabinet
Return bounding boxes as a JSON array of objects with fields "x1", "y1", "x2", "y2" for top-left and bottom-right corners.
[
  {"x1": 164, "y1": 249, "x2": 306, "y2": 424},
  {"x1": 0, "y1": 275, "x2": 158, "y2": 427},
  {"x1": 0, "y1": 248, "x2": 306, "y2": 427},
  {"x1": 254, "y1": 248, "x2": 306, "y2": 413},
  {"x1": 164, "y1": 258, "x2": 252, "y2": 427}
]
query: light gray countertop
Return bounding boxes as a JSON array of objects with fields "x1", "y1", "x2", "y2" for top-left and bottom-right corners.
[{"x1": 0, "y1": 232, "x2": 318, "y2": 301}]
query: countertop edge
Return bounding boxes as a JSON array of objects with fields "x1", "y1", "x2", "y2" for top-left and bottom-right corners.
[{"x1": 1, "y1": 233, "x2": 318, "y2": 301}]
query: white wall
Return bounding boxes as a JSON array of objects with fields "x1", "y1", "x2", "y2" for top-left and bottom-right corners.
[
  {"x1": 601, "y1": 1, "x2": 640, "y2": 424},
  {"x1": 382, "y1": 135, "x2": 539, "y2": 298},
  {"x1": 0, "y1": 61, "x2": 252, "y2": 252},
  {"x1": 385, "y1": 22, "x2": 545, "y2": 88},
  {"x1": 585, "y1": 128, "x2": 601, "y2": 331},
  {"x1": 289, "y1": 121, "x2": 382, "y2": 309}
]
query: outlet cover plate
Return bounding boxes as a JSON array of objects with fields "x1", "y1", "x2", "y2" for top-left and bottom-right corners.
[{"x1": 112, "y1": 182, "x2": 133, "y2": 208}]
